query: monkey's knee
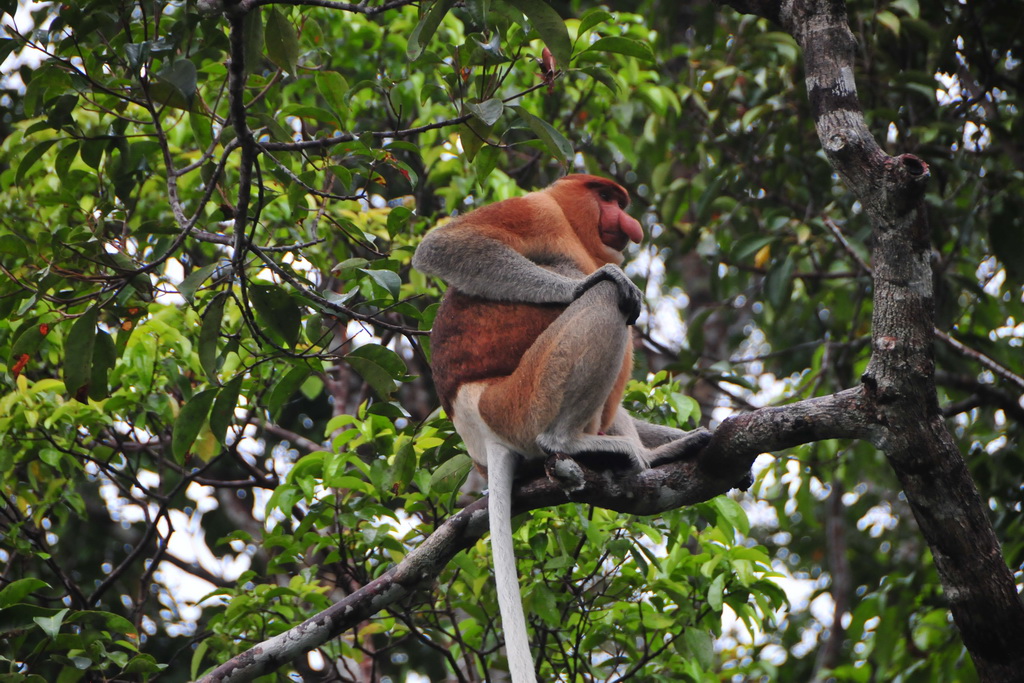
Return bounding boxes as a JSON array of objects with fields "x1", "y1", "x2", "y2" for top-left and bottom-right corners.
[{"x1": 560, "y1": 284, "x2": 633, "y2": 348}]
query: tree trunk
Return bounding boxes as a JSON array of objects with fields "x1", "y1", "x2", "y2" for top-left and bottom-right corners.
[{"x1": 723, "y1": 1, "x2": 1024, "y2": 680}]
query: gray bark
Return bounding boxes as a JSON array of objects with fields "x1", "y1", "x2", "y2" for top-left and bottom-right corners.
[{"x1": 723, "y1": 1, "x2": 1024, "y2": 680}]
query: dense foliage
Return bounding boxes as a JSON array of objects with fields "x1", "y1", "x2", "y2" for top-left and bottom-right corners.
[{"x1": 0, "y1": 0, "x2": 1020, "y2": 680}]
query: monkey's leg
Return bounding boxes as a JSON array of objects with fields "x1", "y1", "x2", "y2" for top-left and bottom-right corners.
[
  {"x1": 478, "y1": 280, "x2": 644, "y2": 465},
  {"x1": 605, "y1": 408, "x2": 712, "y2": 465}
]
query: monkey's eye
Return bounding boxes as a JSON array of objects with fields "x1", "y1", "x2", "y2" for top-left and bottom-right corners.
[{"x1": 598, "y1": 190, "x2": 613, "y2": 202}]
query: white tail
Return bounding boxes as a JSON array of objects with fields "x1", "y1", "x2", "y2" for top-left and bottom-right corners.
[{"x1": 486, "y1": 444, "x2": 538, "y2": 683}]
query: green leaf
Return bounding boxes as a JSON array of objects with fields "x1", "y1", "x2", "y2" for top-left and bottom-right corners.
[
  {"x1": 408, "y1": 0, "x2": 454, "y2": 61},
  {"x1": 54, "y1": 140, "x2": 79, "y2": 179},
  {"x1": 33, "y1": 608, "x2": 68, "y2": 638},
  {"x1": 684, "y1": 628, "x2": 714, "y2": 670},
  {"x1": 265, "y1": 8, "x2": 299, "y2": 74},
  {"x1": 474, "y1": 144, "x2": 499, "y2": 182},
  {"x1": 343, "y1": 344, "x2": 407, "y2": 399},
  {"x1": 179, "y1": 263, "x2": 221, "y2": 302},
  {"x1": 459, "y1": 117, "x2": 493, "y2": 162},
  {"x1": 16, "y1": 139, "x2": 58, "y2": 184},
  {"x1": 269, "y1": 365, "x2": 311, "y2": 417},
  {"x1": 68, "y1": 609, "x2": 136, "y2": 634},
  {"x1": 316, "y1": 70, "x2": 350, "y2": 125},
  {"x1": 429, "y1": 453, "x2": 472, "y2": 494},
  {"x1": 332, "y1": 257, "x2": 370, "y2": 275},
  {"x1": 211, "y1": 375, "x2": 243, "y2": 446},
  {"x1": 513, "y1": 105, "x2": 573, "y2": 164},
  {"x1": 156, "y1": 59, "x2": 198, "y2": 106},
  {"x1": 583, "y1": 36, "x2": 655, "y2": 63},
  {"x1": 191, "y1": 640, "x2": 209, "y2": 681},
  {"x1": 345, "y1": 356, "x2": 396, "y2": 399},
  {"x1": 764, "y1": 254, "x2": 794, "y2": 311},
  {"x1": 360, "y1": 268, "x2": 402, "y2": 300},
  {"x1": 891, "y1": 0, "x2": 919, "y2": 18},
  {"x1": 64, "y1": 307, "x2": 98, "y2": 400},
  {"x1": 81, "y1": 138, "x2": 105, "y2": 169},
  {"x1": 88, "y1": 329, "x2": 116, "y2": 401},
  {"x1": 0, "y1": 233, "x2": 28, "y2": 258},
  {"x1": 9, "y1": 319, "x2": 50, "y2": 370},
  {"x1": 466, "y1": 98, "x2": 504, "y2": 126},
  {"x1": 712, "y1": 495, "x2": 750, "y2": 536},
  {"x1": 876, "y1": 9, "x2": 900, "y2": 36},
  {"x1": 0, "y1": 579, "x2": 49, "y2": 608},
  {"x1": 0, "y1": 38, "x2": 17, "y2": 65},
  {"x1": 190, "y1": 110, "x2": 213, "y2": 150},
  {"x1": 707, "y1": 573, "x2": 725, "y2": 611},
  {"x1": 732, "y1": 235, "x2": 776, "y2": 262},
  {"x1": 172, "y1": 388, "x2": 218, "y2": 463},
  {"x1": 505, "y1": 0, "x2": 572, "y2": 67},
  {"x1": 579, "y1": 65, "x2": 619, "y2": 95},
  {"x1": 46, "y1": 93, "x2": 78, "y2": 130},
  {"x1": 248, "y1": 282, "x2": 302, "y2": 347},
  {"x1": 386, "y1": 206, "x2": 413, "y2": 237},
  {"x1": 243, "y1": 8, "x2": 264, "y2": 74},
  {"x1": 668, "y1": 391, "x2": 700, "y2": 426},
  {"x1": 199, "y1": 292, "x2": 227, "y2": 384},
  {"x1": 387, "y1": 440, "x2": 417, "y2": 493},
  {"x1": 348, "y1": 343, "x2": 407, "y2": 378},
  {"x1": 125, "y1": 41, "x2": 151, "y2": 73},
  {"x1": 578, "y1": 9, "x2": 613, "y2": 37},
  {"x1": 529, "y1": 583, "x2": 561, "y2": 626},
  {"x1": 123, "y1": 653, "x2": 163, "y2": 674}
]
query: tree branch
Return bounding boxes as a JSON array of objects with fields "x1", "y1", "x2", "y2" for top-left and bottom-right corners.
[
  {"x1": 198, "y1": 387, "x2": 874, "y2": 682},
  {"x1": 720, "y1": 1, "x2": 1024, "y2": 680}
]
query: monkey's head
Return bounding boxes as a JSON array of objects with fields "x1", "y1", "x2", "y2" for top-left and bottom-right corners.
[{"x1": 549, "y1": 174, "x2": 643, "y2": 265}]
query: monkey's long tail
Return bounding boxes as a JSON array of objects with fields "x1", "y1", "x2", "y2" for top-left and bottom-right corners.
[{"x1": 487, "y1": 444, "x2": 539, "y2": 683}]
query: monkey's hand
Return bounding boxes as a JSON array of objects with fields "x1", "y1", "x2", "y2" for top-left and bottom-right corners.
[{"x1": 574, "y1": 264, "x2": 643, "y2": 325}]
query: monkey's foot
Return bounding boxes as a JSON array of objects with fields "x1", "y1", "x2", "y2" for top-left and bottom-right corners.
[
  {"x1": 544, "y1": 452, "x2": 587, "y2": 493},
  {"x1": 648, "y1": 428, "x2": 712, "y2": 467}
]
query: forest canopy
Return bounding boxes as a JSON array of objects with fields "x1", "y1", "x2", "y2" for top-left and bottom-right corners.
[{"x1": 0, "y1": 0, "x2": 1022, "y2": 681}]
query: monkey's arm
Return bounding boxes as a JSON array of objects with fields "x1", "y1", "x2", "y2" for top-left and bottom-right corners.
[
  {"x1": 413, "y1": 226, "x2": 580, "y2": 304},
  {"x1": 413, "y1": 227, "x2": 642, "y2": 321}
]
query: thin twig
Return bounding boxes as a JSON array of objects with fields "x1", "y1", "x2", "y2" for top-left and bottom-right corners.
[{"x1": 826, "y1": 217, "x2": 1024, "y2": 392}]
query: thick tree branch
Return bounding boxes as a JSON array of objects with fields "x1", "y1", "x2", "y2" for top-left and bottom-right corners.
[
  {"x1": 198, "y1": 388, "x2": 874, "y2": 682},
  {"x1": 249, "y1": 0, "x2": 416, "y2": 14},
  {"x1": 720, "y1": 1, "x2": 1024, "y2": 680}
]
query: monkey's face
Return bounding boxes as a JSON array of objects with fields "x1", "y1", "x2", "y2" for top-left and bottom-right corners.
[
  {"x1": 595, "y1": 188, "x2": 643, "y2": 252},
  {"x1": 548, "y1": 175, "x2": 643, "y2": 265}
]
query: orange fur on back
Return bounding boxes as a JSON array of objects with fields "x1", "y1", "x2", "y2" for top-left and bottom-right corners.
[{"x1": 430, "y1": 291, "x2": 563, "y2": 417}]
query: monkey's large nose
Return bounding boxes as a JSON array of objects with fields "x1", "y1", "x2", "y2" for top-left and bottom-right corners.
[{"x1": 622, "y1": 214, "x2": 643, "y2": 244}]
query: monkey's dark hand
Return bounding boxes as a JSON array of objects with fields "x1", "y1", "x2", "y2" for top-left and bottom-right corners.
[{"x1": 574, "y1": 264, "x2": 643, "y2": 324}]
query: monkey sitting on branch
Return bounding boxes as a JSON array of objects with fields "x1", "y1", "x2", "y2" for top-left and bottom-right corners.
[{"x1": 413, "y1": 174, "x2": 710, "y2": 683}]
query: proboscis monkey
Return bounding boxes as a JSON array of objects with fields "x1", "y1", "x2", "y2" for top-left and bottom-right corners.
[{"x1": 413, "y1": 174, "x2": 709, "y2": 683}]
